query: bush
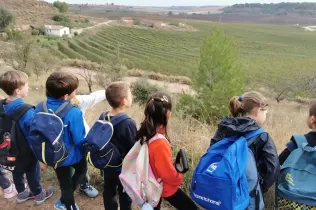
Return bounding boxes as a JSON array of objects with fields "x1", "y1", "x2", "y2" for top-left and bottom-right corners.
[
  {"x1": 4, "y1": 28, "x2": 23, "y2": 40},
  {"x1": 132, "y1": 79, "x2": 161, "y2": 105},
  {"x1": 31, "y1": 29, "x2": 40, "y2": 36},
  {"x1": 177, "y1": 29, "x2": 245, "y2": 123},
  {"x1": 52, "y1": 14, "x2": 70, "y2": 23},
  {"x1": 74, "y1": 31, "x2": 78, "y2": 36},
  {"x1": 53, "y1": 1, "x2": 68, "y2": 13},
  {"x1": 0, "y1": 7, "x2": 14, "y2": 30}
]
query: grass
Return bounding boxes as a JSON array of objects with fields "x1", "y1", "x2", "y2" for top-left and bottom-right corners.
[{"x1": 0, "y1": 70, "x2": 308, "y2": 209}]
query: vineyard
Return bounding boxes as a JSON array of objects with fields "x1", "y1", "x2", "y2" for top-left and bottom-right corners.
[{"x1": 54, "y1": 20, "x2": 316, "y2": 80}]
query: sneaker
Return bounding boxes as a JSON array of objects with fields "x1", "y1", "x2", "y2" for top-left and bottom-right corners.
[
  {"x1": 34, "y1": 187, "x2": 54, "y2": 205},
  {"x1": 16, "y1": 189, "x2": 34, "y2": 204},
  {"x1": 79, "y1": 184, "x2": 98, "y2": 198},
  {"x1": 3, "y1": 183, "x2": 18, "y2": 199},
  {"x1": 54, "y1": 200, "x2": 80, "y2": 210}
]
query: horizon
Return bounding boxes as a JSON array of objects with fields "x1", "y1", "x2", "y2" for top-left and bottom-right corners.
[{"x1": 44, "y1": 0, "x2": 316, "y2": 7}]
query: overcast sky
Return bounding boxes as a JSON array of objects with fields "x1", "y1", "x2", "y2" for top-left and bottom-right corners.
[{"x1": 46, "y1": 0, "x2": 316, "y2": 6}]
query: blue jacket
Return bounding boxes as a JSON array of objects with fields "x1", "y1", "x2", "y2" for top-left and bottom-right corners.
[
  {"x1": 35, "y1": 97, "x2": 86, "y2": 167},
  {"x1": 3, "y1": 98, "x2": 35, "y2": 144}
]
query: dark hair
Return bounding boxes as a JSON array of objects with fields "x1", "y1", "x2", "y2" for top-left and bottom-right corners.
[
  {"x1": 46, "y1": 71, "x2": 79, "y2": 99},
  {"x1": 136, "y1": 92, "x2": 172, "y2": 144},
  {"x1": 309, "y1": 100, "x2": 316, "y2": 117},
  {"x1": 0, "y1": 71, "x2": 28, "y2": 96},
  {"x1": 229, "y1": 91, "x2": 268, "y2": 117},
  {"x1": 106, "y1": 82, "x2": 130, "y2": 108}
]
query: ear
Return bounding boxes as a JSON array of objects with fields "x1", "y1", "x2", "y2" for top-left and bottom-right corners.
[
  {"x1": 167, "y1": 111, "x2": 172, "y2": 120},
  {"x1": 311, "y1": 116, "x2": 316, "y2": 124},
  {"x1": 121, "y1": 97, "x2": 127, "y2": 106}
]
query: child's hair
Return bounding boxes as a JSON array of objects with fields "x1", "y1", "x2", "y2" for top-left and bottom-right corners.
[
  {"x1": 0, "y1": 71, "x2": 28, "y2": 96},
  {"x1": 106, "y1": 82, "x2": 130, "y2": 109},
  {"x1": 309, "y1": 101, "x2": 316, "y2": 117},
  {"x1": 229, "y1": 91, "x2": 268, "y2": 117},
  {"x1": 46, "y1": 71, "x2": 79, "y2": 99},
  {"x1": 136, "y1": 92, "x2": 172, "y2": 144}
]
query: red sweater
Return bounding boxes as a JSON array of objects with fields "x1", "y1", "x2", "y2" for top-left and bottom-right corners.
[{"x1": 149, "y1": 138, "x2": 183, "y2": 198}]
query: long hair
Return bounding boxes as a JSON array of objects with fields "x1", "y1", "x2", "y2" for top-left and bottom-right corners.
[{"x1": 136, "y1": 92, "x2": 172, "y2": 145}]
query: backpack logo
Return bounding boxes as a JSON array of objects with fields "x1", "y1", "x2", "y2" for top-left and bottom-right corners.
[
  {"x1": 0, "y1": 133, "x2": 11, "y2": 150},
  {"x1": 207, "y1": 162, "x2": 219, "y2": 173},
  {"x1": 285, "y1": 173, "x2": 294, "y2": 186},
  {"x1": 192, "y1": 193, "x2": 221, "y2": 206}
]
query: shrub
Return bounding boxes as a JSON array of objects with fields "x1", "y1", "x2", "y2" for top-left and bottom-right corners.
[
  {"x1": 53, "y1": 1, "x2": 68, "y2": 13},
  {"x1": 52, "y1": 14, "x2": 70, "y2": 23},
  {"x1": 4, "y1": 28, "x2": 23, "y2": 40},
  {"x1": 31, "y1": 29, "x2": 40, "y2": 36},
  {"x1": 0, "y1": 7, "x2": 14, "y2": 30},
  {"x1": 177, "y1": 29, "x2": 245, "y2": 123},
  {"x1": 132, "y1": 79, "x2": 161, "y2": 105},
  {"x1": 74, "y1": 31, "x2": 78, "y2": 36}
]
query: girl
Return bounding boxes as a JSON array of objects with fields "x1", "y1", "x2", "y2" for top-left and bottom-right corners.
[
  {"x1": 136, "y1": 92, "x2": 197, "y2": 210},
  {"x1": 210, "y1": 91, "x2": 280, "y2": 210}
]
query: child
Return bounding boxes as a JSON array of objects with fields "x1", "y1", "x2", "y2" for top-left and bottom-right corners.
[
  {"x1": 103, "y1": 82, "x2": 136, "y2": 210},
  {"x1": 210, "y1": 91, "x2": 280, "y2": 210},
  {"x1": 279, "y1": 101, "x2": 316, "y2": 164},
  {"x1": 38, "y1": 71, "x2": 86, "y2": 210},
  {"x1": 0, "y1": 71, "x2": 53, "y2": 204},
  {"x1": 72, "y1": 90, "x2": 106, "y2": 198},
  {"x1": 0, "y1": 168, "x2": 17, "y2": 199},
  {"x1": 136, "y1": 92, "x2": 198, "y2": 210}
]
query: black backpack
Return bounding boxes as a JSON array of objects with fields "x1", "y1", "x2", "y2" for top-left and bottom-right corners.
[{"x1": 0, "y1": 100, "x2": 36, "y2": 172}]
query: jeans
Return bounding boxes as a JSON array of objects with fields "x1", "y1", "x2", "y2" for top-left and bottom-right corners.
[
  {"x1": 103, "y1": 171, "x2": 131, "y2": 210},
  {"x1": 154, "y1": 188, "x2": 198, "y2": 210},
  {"x1": 12, "y1": 160, "x2": 42, "y2": 195},
  {"x1": 55, "y1": 159, "x2": 87, "y2": 210},
  {"x1": 0, "y1": 168, "x2": 11, "y2": 189}
]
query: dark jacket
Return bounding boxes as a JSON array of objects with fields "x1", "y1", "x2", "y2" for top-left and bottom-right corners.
[
  {"x1": 279, "y1": 131, "x2": 316, "y2": 165},
  {"x1": 103, "y1": 113, "x2": 137, "y2": 173},
  {"x1": 210, "y1": 117, "x2": 280, "y2": 193}
]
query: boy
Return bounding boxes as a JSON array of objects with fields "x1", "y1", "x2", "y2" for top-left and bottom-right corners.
[
  {"x1": 0, "y1": 71, "x2": 53, "y2": 204},
  {"x1": 72, "y1": 90, "x2": 106, "y2": 198},
  {"x1": 103, "y1": 82, "x2": 136, "y2": 210},
  {"x1": 39, "y1": 71, "x2": 86, "y2": 210},
  {"x1": 279, "y1": 101, "x2": 316, "y2": 164}
]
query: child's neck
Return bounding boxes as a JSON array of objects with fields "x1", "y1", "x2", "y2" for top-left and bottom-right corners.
[
  {"x1": 109, "y1": 106, "x2": 126, "y2": 115},
  {"x1": 7, "y1": 95, "x2": 21, "y2": 101}
]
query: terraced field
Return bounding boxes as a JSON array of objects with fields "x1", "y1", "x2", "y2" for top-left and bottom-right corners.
[{"x1": 55, "y1": 20, "x2": 316, "y2": 80}]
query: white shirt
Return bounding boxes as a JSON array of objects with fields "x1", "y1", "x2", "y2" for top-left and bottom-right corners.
[{"x1": 74, "y1": 90, "x2": 106, "y2": 135}]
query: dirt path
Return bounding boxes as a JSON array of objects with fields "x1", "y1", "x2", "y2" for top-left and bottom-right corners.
[
  {"x1": 71, "y1": 20, "x2": 114, "y2": 37},
  {"x1": 64, "y1": 67, "x2": 193, "y2": 95}
]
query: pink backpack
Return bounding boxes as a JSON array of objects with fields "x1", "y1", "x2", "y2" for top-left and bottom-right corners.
[{"x1": 119, "y1": 134, "x2": 166, "y2": 208}]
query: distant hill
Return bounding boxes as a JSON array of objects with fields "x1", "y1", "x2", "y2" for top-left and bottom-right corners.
[
  {"x1": 0, "y1": 0, "x2": 57, "y2": 25},
  {"x1": 223, "y1": 2, "x2": 316, "y2": 16}
]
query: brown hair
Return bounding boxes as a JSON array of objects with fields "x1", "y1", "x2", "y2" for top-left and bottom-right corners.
[
  {"x1": 106, "y1": 82, "x2": 130, "y2": 109},
  {"x1": 46, "y1": 71, "x2": 79, "y2": 99},
  {"x1": 0, "y1": 71, "x2": 28, "y2": 96},
  {"x1": 229, "y1": 91, "x2": 268, "y2": 117},
  {"x1": 136, "y1": 92, "x2": 172, "y2": 145},
  {"x1": 309, "y1": 100, "x2": 316, "y2": 117}
]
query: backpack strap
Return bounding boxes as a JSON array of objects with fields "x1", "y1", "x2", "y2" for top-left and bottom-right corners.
[
  {"x1": 0, "y1": 99, "x2": 5, "y2": 113},
  {"x1": 102, "y1": 112, "x2": 129, "y2": 126},
  {"x1": 40, "y1": 100, "x2": 74, "y2": 119},
  {"x1": 291, "y1": 135, "x2": 308, "y2": 150},
  {"x1": 12, "y1": 104, "x2": 34, "y2": 121}
]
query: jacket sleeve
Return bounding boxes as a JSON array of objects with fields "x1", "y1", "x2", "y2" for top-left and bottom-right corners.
[
  {"x1": 20, "y1": 108, "x2": 35, "y2": 144},
  {"x1": 153, "y1": 141, "x2": 183, "y2": 187},
  {"x1": 69, "y1": 108, "x2": 86, "y2": 147},
  {"x1": 256, "y1": 133, "x2": 280, "y2": 193},
  {"x1": 75, "y1": 90, "x2": 106, "y2": 113}
]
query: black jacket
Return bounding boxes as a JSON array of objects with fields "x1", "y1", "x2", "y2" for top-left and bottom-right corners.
[{"x1": 210, "y1": 117, "x2": 280, "y2": 193}]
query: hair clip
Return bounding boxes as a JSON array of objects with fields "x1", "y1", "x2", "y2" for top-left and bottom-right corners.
[
  {"x1": 238, "y1": 96, "x2": 243, "y2": 102},
  {"x1": 152, "y1": 96, "x2": 169, "y2": 103}
]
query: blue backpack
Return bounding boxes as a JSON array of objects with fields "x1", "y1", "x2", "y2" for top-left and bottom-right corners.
[
  {"x1": 29, "y1": 101, "x2": 74, "y2": 168},
  {"x1": 85, "y1": 112, "x2": 129, "y2": 169},
  {"x1": 276, "y1": 135, "x2": 316, "y2": 207},
  {"x1": 190, "y1": 129, "x2": 265, "y2": 210}
]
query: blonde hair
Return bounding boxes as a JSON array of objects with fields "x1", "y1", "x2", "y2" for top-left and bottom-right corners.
[{"x1": 229, "y1": 91, "x2": 268, "y2": 117}]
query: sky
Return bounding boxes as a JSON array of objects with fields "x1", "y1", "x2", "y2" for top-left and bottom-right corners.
[{"x1": 46, "y1": 0, "x2": 316, "y2": 7}]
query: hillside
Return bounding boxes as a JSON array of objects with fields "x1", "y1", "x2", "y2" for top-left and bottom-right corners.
[{"x1": 0, "y1": 0, "x2": 57, "y2": 25}]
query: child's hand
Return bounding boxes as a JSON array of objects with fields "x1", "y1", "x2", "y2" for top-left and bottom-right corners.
[{"x1": 40, "y1": 162, "x2": 48, "y2": 172}]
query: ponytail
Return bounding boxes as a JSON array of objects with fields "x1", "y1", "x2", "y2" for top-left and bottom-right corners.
[
  {"x1": 136, "y1": 92, "x2": 172, "y2": 145},
  {"x1": 229, "y1": 92, "x2": 268, "y2": 117}
]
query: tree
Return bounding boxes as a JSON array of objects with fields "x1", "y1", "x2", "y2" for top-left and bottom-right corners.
[
  {"x1": 0, "y1": 7, "x2": 14, "y2": 30},
  {"x1": 168, "y1": 11, "x2": 173, "y2": 16},
  {"x1": 9, "y1": 38, "x2": 34, "y2": 75},
  {"x1": 79, "y1": 68, "x2": 95, "y2": 93},
  {"x1": 177, "y1": 29, "x2": 245, "y2": 122},
  {"x1": 95, "y1": 61, "x2": 126, "y2": 89},
  {"x1": 53, "y1": 1, "x2": 68, "y2": 13},
  {"x1": 32, "y1": 49, "x2": 59, "y2": 78}
]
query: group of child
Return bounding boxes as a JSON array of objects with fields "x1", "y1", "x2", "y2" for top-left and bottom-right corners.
[{"x1": 0, "y1": 69, "x2": 314, "y2": 210}]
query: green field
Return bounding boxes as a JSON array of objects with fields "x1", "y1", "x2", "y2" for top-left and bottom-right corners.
[{"x1": 55, "y1": 20, "x2": 316, "y2": 81}]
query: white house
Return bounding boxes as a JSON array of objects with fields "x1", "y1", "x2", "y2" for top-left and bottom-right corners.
[{"x1": 44, "y1": 25, "x2": 70, "y2": 37}]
